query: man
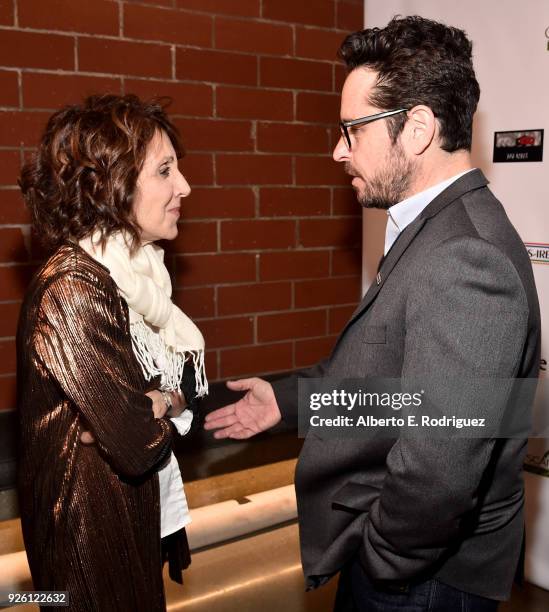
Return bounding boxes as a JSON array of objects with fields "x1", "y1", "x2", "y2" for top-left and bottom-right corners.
[{"x1": 205, "y1": 16, "x2": 540, "y2": 611}]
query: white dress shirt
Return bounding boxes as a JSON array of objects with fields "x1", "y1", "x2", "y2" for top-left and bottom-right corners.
[
  {"x1": 384, "y1": 169, "x2": 475, "y2": 256},
  {"x1": 159, "y1": 410, "x2": 193, "y2": 538}
]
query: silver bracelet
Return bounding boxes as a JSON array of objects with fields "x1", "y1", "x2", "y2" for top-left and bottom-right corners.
[{"x1": 160, "y1": 390, "x2": 173, "y2": 410}]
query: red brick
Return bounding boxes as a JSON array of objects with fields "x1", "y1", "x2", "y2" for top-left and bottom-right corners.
[
  {"x1": 175, "y1": 253, "x2": 255, "y2": 286},
  {"x1": 295, "y1": 276, "x2": 360, "y2": 307},
  {"x1": 296, "y1": 27, "x2": 346, "y2": 61},
  {"x1": 257, "y1": 309, "x2": 327, "y2": 342},
  {"x1": 261, "y1": 57, "x2": 332, "y2": 92},
  {"x1": 333, "y1": 187, "x2": 360, "y2": 215},
  {"x1": 176, "y1": 48, "x2": 257, "y2": 86},
  {"x1": 221, "y1": 220, "x2": 295, "y2": 251},
  {"x1": 125, "y1": 80, "x2": 212, "y2": 117},
  {"x1": 0, "y1": 70, "x2": 18, "y2": 107},
  {"x1": 328, "y1": 124, "x2": 342, "y2": 150},
  {"x1": 0, "y1": 302, "x2": 20, "y2": 338},
  {"x1": 23, "y1": 73, "x2": 120, "y2": 110},
  {"x1": 0, "y1": 190, "x2": 31, "y2": 224},
  {"x1": 173, "y1": 287, "x2": 215, "y2": 319},
  {"x1": 168, "y1": 221, "x2": 217, "y2": 254},
  {"x1": 205, "y1": 349, "x2": 219, "y2": 380},
  {"x1": 179, "y1": 154, "x2": 213, "y2": 186},
  {"x1": 19, "y1": 0, "x2": 118, "y2": 35},
  {"x1": 337, "y1": 0, "x2": 364, "y2": 31},
  {"x1": 334, "y1": 63, "x2": 348, "y2": 92},
  {"x1": 199, "y1": 316, "x2": 254, "y2": 348},
  {"x1": 257, "y1": 123, "x2": 329, "y2": 154},
  {"x1": 263, "y1": 0, "x2": 335, "y2": 28},
  {"x1": 259, "y1": 250, "x2": 330, "y2": 281},
  {"x1": 299, "y1": 217, "x2": 361, "y2": 247},
  {"x1": 174, "y1": 118, "x2": 253, "y2": 152},
  {"x1": 297, "y1": 91, "x2": 340, "y2": 123},
  {"x1": 260, "y1": 187, "x2": 330, "y2": 217},
  {"x1": 176, "y1": 0, "x2": 259, "y2": 17},
  {"x1": 181, "y1": 188, "x2": 255, "y2": 220},
  {"x1": 332, "y1": 248, "x2": 362, "y2": 276},
  {"x1": 0, "y1": 0, "x2": 14, "y2": 25},
  {"x1": 0, "y1": 30, "x2": 74, "y2": 70},
  {"x1": 0, "y1": 265, "x2": 35, "y2": 300},
  {"x1": 217, "y1": 87, "x2": 292, "y2": 121},
  {"x1": 0, "y1": 151, "x2": 21, "y2": 186},
  {"x1": 328, "y1": 304, "x2": 355, "y2": 334},
  {"x1": 0, "y1": 375, "x2": 16, "y2": 411},
  {"x1": 79, "y1": 38, "x2": 171, "y2": 79},
  {"x1": 215, "y1": 17, "x2": 292, "y2": 55},
  {"x1": 0, "y1": 228, "x2": 29, "y2": 263},
  {"x1": 217, "y1": 154, "x2": 292, "y2": 185},
  {"x1": 0, "y1": 111, "x2": 51, "y2": 147},
  {"x1": 220, "y1": 342, "x2": 292, "y2": 378},
  {"x1": 296, "y1": 156, "x2": 348, "y2": 186},
  {"x1": 218, "y1": 282, "x2": 291, "y2": 315},
  {"x1": 295, "y1": 335, "x2": 336, "y2": 367},
  {"x1": 0, "y1": 339, "x2": 16, "y2": 374},
  {"x1": 124, "y1": 4, "x2": 212, "y2": 46}
]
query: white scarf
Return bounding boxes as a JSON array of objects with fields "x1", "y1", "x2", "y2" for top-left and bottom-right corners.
[{"x1": 79, "y1": 232, "x2": 208, "y2": 397}]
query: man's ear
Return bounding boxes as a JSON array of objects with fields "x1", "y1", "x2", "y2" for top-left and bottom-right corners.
[{"x1": 402, "y1": 105, "x2": 436, "y2": 155}]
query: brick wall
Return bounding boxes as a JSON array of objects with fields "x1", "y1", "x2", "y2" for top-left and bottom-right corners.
[{"x1": 0, "y1": 0, "x2": 364, "y2": 411}]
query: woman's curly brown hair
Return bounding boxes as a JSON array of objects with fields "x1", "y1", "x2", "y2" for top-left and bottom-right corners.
[{"x1": 19, "y1": 94, "x2": 183, "y2": 253}]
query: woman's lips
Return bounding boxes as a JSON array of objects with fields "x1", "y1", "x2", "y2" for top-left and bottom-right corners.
[{"x1": 167, "y1": 207, "x2": 181, "y2": 217}]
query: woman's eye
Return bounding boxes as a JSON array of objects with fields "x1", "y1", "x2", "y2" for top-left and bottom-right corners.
[{"x1": 160, "y1": 166, "x2": 171, "y2": 177}]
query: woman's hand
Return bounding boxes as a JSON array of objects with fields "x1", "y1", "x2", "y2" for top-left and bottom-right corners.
[
  {"x1": 146, "y1": 389, "x2": 169, "y2": 419},
  {"x1": 166, "y1": 391, "x2": 187, "y2": 418},
  {"x1": 79, "y1": 388, "x2": 178, "y2": 444}
]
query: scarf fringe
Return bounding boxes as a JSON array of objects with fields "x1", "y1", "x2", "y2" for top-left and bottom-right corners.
[{"x1": 131, "y1": 320, "x2": 208, "y2": 397}]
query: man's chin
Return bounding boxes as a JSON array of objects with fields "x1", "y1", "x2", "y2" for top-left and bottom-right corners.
[{"x1": 356, "y1": 191, "x2": 393, "y2": 210}]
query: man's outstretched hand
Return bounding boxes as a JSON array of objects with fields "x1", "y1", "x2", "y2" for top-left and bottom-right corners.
[{"x1": 204, "y1": 378, "x2": 282, "y2": 439}]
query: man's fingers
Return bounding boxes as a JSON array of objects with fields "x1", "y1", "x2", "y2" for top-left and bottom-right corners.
[
  {"x1": 204, "y1": 412, "x2": 239, "y2": 430},
  {"x1": 204, "y1": 403, "x2": 237, "y2": 423},
  {"x1": 226, "y1": 378, "x2": 257, "y2": 392},
  {"x1": 213, "y1": 423, "x2": 244, "y2": 439},
  {"x1": 230, "y1": 428, "x2": 255, "y2": 440}
]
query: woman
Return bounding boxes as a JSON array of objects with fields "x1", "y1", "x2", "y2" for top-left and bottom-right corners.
[{"x1": 17, "y1": 94, "x2": 207, "y2": 611}]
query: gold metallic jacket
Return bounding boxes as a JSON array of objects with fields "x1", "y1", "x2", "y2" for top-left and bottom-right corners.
[{"x1": 17, "y1": 243, "x2": 175, "y2": 611}]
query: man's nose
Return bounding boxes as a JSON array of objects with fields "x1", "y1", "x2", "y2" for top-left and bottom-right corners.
[{"x1": 333, "y1": 135, "x2": 349, "y2": 162}]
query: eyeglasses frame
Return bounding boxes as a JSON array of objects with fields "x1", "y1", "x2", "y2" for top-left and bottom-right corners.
[{"x1": 339, "y1": 108, "x2": 409, "y2": 150}]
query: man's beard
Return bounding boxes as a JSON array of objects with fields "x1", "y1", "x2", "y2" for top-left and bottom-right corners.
[{"x1": 346, "y1": 142, "x2": 416, "y2": 210}]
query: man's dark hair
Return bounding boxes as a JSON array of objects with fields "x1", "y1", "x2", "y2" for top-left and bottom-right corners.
[
  {"x1": 19, "y1": 94, "x2": 182, "y2": 254},
  {"x1": 339, "y1": 15, "x2": 480, "y2": 152}
]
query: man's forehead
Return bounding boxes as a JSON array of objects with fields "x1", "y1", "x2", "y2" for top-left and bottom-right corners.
[{"x1": 340, "y1": 67, "x2": 378, "y2": 119}]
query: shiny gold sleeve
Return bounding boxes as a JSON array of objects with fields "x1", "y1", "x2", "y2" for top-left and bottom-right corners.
[{"x1": 33, "y1": 268, "x2": 173, "y2": 479}]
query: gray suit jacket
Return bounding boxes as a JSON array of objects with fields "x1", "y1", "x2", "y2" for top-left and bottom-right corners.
[{"x1": 272, "y1": 170, "x2": 541, "y2": 601}]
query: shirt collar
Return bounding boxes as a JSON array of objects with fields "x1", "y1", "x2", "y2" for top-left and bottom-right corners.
[{"x1": 384, "y1": 168, "x2": 475, "y2": 255}]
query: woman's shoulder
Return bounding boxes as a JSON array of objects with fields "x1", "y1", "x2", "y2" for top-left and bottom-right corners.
[{"x1": 27, "y1": 242, "x2": 117, "y2": 306}]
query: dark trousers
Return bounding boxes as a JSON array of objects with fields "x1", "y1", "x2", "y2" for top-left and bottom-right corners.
[{"x1": 334, "y1": 557, "x2": 499, "y2": 612}]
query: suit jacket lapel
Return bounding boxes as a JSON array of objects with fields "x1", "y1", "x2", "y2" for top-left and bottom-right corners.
[
  {"x1": 343, "y1": 169, "x2": 490, "y2": 332},
  {"x1": 346, "y1": 216, "x2": 426, "y2": 326}
]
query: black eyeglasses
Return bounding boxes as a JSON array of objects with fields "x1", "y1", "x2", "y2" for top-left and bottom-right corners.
[{"x1": 339, "y1": 108, "x2": 408, "y2": 150}]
